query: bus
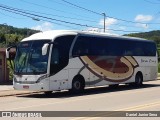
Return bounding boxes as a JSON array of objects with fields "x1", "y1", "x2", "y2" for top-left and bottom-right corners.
[{"x1": 6, "y1": 30, "x2": 158, "y2": 94}]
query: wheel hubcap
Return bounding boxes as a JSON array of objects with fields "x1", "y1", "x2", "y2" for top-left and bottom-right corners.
[{"x1": 74, "y1": 81, "x2": 81, "y2": 89}]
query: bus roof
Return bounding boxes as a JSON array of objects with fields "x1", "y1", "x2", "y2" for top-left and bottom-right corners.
[
  {"x1": 22, "y1": 30, "x2": 78, "y2": 41},
  {"x1": 21, "y1": 30, "x2": 154, "y2": 43}
]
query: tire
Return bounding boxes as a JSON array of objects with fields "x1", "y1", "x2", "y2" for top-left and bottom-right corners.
[
  {"x1": 71, "y1": 78, "x2": 84, "y2": 93},
  {"x1": 134, "y1": 73, "x2": 143, "y2": 87}
]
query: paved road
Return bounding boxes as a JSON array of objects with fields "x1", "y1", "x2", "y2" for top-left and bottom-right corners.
[{"x1": 0, "y1": 80, "x2": 160, "y2": 120}]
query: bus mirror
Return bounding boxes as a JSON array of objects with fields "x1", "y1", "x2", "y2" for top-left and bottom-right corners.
[
  {"x1": 6, "y1": 46, "x2": 16, "y2": 60},
  {"x1": 42, "y1": 43, "x2": 49, "y2": 55}
]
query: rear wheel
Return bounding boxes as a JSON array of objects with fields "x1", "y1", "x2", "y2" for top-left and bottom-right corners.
[{"x1": 134, "y1": 73, "x2": 143, "y2": 87}]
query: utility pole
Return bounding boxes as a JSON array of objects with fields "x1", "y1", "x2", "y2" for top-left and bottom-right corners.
[{"x1": 102, "y1": 13, "x2": 106, "y2": 33}]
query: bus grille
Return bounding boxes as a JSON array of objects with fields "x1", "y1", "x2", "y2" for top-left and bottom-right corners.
[{"x1": 15, "y1": 81, "x2": 36, "y2": 84}]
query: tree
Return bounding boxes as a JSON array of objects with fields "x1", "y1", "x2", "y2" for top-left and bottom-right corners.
[{"x1": 0, "y1": 34, "x2": 6, "y2": 43}]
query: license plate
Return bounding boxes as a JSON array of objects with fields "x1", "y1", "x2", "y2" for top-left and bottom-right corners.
[{"x1": 23, "y1": 85, "x2": 29, "y2": 89}]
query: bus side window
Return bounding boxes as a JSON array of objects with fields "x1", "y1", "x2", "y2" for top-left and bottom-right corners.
[
  {"x1": 50, "y1": 47, "x2": 59, "y2": 75},
  {"x1": 51, "y1": 47, "x2": 59, "y2": 65},
  {"x1": 124, "y1": 51, "x2": 132, "y2": 56},
  {"x1": 134, "y1": 48, "x2": 144, "y2": 56}
]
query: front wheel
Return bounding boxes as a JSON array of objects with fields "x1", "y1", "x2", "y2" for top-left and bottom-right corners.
[{"x1": 70, "y1": 78, "x2": 84, "y2": 93}]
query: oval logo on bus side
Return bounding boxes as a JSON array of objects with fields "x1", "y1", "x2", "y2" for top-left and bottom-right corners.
[{"x1": 80, "y1": 56, "x2": 139, "y2": 82}]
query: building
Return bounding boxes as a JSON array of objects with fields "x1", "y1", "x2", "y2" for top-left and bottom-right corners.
[{"x1": 0, "y1": 48, "x2": 9, "y2": 83}]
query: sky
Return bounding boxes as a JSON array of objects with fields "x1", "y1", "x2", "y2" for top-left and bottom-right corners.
[{"x1": 1, "y1": 0, "x2": 160, "y2": 35}]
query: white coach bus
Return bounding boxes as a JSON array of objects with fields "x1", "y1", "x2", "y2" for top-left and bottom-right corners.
[{"x1": 6, "y1": 30, "x2": 158, "y2": 93}]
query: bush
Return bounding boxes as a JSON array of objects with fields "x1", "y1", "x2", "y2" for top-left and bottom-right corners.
[{"x1": 7, "y1": 60, "x2": 14, "y2": 80}]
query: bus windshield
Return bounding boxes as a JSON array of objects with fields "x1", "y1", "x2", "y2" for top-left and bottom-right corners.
[{"x1": 14, "y1": 40, "x2": 50, "y2": 75}]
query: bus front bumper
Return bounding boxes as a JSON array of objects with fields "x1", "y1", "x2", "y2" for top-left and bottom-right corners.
[{"x1": 13, "y1": 80, "x2": 50, "y2": 91}]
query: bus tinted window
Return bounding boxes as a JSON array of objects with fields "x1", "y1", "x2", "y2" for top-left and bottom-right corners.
[{"x1": 72, "y1": 36, "x2": 156, "y2": 57}]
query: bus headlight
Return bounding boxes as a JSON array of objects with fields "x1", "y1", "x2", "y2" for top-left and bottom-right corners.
[{"x1": 36, "y1": 74, "x2": 49, "y2": 83}]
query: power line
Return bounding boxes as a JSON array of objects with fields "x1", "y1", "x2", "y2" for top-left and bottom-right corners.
[
  {"x1": 20, "y1": 8, "x2": 98, "y2": 23},
  {"x1": 0, "y1": 7, "x2": 37, "y2": 21},
  {"x1": 0, "y1": 11, "x2": 25, "y2": 19},
  {"x1": 0, "y1": 6, "x2": 78, "y2": 30},
  {"x1": 1, "y1": 5, "x2": 154, "y2": 31},
  {"x1": 0, "y1": 4, "x2": 102, "y2": 29},
  {"x1": 61, "y1": 0, "x2": 102, "y2": 16},
  {"x1": 39, "y1": 19, "x2": 79, "y2": 30},
  {"x1": 19, "y1": 0, "x2": 96, "y2": 21},
  {"x1": 18, "y1": 0, "x2": 153, "y2": 28},
  {"x1": 61, "y1": 0, "x2": 160, "y2": 25},
  {"x1": 46, "y1": 0, "x2": 99, "y2": 23},
  {"x1": 0, "y1": 4, "x2": 144, "y2": 33},
  {"x1": 22, "y1": 2, "x2": 160, "y2": 30},
  {"x1": 3, "y1": 0, "x2": 100, "y2": 23},
  {"x1": 19, "y1": 0, "x2": 160, "y2": 26},
  {"x1": 1, "y1": 2, "x2": 156, "y2": 30},
  {"x1": 48, "y1": 0, "x2": 71, "y2": 7}
]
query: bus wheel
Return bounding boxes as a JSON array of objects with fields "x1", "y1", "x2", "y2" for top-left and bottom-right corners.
[
  {"x1": 71, "y1": 77, "x2": 85, "y2": 93},
  {"x1": 134, "y1": 73, "x2": 143, "y2": 87}
]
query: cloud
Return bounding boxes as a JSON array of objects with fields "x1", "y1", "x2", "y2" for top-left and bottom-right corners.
[
  {"x1": 31, "y1": 22, "x2": 53, "y2": 31},
  {"x1": 135, "y1": 14, "x2": 153, "y2": 22},
  {"x1": 99, "y1": 18, "x2": 117, "y2": 27},
  {"x1": 134, "y1": 14, "x2": 153, "y2": 29},
  {"x1": 97, "y1": 18, "x2": 118, "y2": 34}
]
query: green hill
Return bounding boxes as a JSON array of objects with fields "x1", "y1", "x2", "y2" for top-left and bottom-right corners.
[
  {"x1": 0, "y1": 24, "x2": 40, "y2": 47},
  {"x1": 124, "y1": 30, "x2": 160, "y2": 44}
]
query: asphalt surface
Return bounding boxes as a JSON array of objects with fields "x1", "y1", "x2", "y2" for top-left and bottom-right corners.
[{"x1": 0, "y1": 80, "x2": 160, "y2": 120}]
